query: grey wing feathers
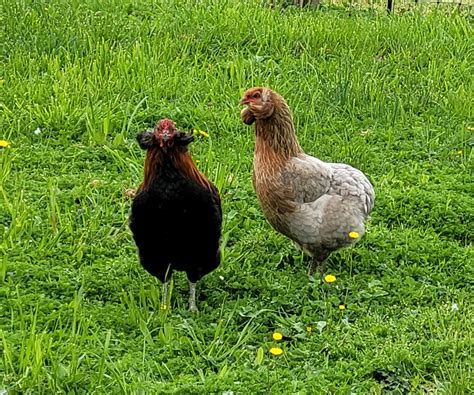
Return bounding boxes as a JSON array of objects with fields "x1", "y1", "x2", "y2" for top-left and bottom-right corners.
[
  {"x1": 282, "y1": 155, "x2": 374, "y2": 217},
  {"x1": 276, "y1": 155, "x2": 374, "y2": 254},
  {"x1": 282, "y1": 155, "x2": 333, "y2": 203},
  {"x1": 328, "y1": 163, "x2": 375, "y2": 216}
]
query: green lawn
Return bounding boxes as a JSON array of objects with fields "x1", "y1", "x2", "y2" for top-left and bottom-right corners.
[{"x1": 1, "y1": 0, "x2": 473, "y2": 393}]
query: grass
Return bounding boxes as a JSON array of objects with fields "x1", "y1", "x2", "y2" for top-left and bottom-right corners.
[{"x1": 1, "y1": 0, "x2": 473, "y2": 393}]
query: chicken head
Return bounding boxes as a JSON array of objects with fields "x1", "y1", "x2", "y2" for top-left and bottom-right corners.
[
  {"x1": 240, "y1": 87, "x2": 275, "y2": 123},
  {"x1": 136, "y1": 118, "x2": 194, "y2": 150},
  {"x1": 155, "y1": 118, "x2": 177, "y2": 148}
]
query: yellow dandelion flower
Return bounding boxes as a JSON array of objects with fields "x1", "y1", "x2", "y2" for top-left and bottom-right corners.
[
  {"x1": 306, "y1": 326, "x2": 312, "y2": 333},
  {"x1": 324, "y1": 274, "x2": 336, "y2": 283},
  {"x1": 0, "y1": 140, "x2": 10, "y2": 148},
  {"x1": 269, "y1": 347, "x2": 283, "y2": 356},
  {"x1": 193, "y1": 129, "x2": 209, "y2": 138},
  {"x1": 348, "y1": 231, "x2": 360, "y2": 239},
  {"x1": 339, "y1": 304, "x2": 346, "y2": 310},
  {"x1": 272, "y1": 332, "x2": 283, "y2": 341}
]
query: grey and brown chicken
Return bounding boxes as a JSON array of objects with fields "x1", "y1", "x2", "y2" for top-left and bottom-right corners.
[{"x1": 240, "y1": 87, "x2": 375, "y2": 278}]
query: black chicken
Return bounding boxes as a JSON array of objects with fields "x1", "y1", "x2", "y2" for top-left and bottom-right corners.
[{"x1": 129, "y1": 119, "x2": 222, "y2": 312}]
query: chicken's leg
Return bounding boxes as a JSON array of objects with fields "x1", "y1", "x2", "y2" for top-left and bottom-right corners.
[
  {"x1": 161, "y1": 280, "x2": 170, "y2": 310},
  {"x1": 308, "y1": 252, "x2": 329, "y2": 280},
  {"x1": 188, "y1": 281, "x2": 198, "y2": 312}
]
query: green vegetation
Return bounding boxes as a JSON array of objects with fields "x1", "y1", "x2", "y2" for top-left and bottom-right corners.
[{"x1": 1, "y1": 0, "x2": 472, "y2": 393}]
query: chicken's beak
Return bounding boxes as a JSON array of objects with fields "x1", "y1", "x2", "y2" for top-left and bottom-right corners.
[
  {"x1": 239, "y1": 98, "x2": 249, "y2": 105},
  {"x1": 157, "y1": 129, "x2": 172, "y2": 148},
  {"x1": 161, "y1": 131, "x2": 170, "y2": 141}
]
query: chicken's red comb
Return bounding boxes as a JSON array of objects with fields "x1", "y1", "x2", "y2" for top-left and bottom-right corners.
[{"x1": 156, "y1": 118, "x2": 176, "y2": 131}]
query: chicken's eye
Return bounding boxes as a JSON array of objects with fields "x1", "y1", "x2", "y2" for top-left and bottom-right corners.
[{"x1": 253, "y1": 92, "x2": 261, "y2": 99}]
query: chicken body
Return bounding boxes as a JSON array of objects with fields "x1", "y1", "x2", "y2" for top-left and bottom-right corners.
[
  {"x1": 240, "y1": 88, "x2": 375, "y2": 276},
  {"x1": 129, "y1": 119, "x2": 222, "y2": 311}
]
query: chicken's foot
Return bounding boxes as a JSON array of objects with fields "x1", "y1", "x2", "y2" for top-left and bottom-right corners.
[{"x1": 188, "y1": 281, "x2": 198, "y2": 313}]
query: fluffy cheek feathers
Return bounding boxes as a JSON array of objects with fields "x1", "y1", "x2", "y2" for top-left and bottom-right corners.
[
  {"x1": 137, "y1": 130, "x2": 155, "y2": 149},
  {"x1": 240, "y1": 107, "x2": 256, "y2": 125}
]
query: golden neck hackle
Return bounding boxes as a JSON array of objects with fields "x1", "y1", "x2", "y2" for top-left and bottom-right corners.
[
  {"x1": 253, "y1": 95, "x2": 302, "y2": 174},
  {"x1": 139, "y1": 149, "x2": 211, "y2": 192}
]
